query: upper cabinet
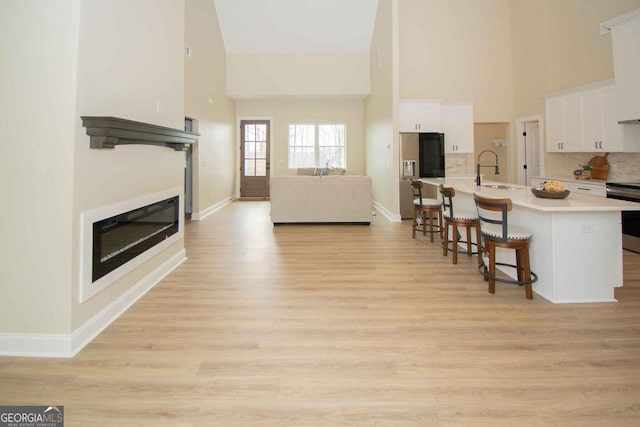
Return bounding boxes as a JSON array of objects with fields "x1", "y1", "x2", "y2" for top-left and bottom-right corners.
[
  {"x1": 398, "y1": 100, "x2": 443, "y2": 133},
  {"x1": 399, "y1": 99, "x2": 474, "y2": 154},
  {"x1": 545, "y1": 80, "x2": 640, "y2": 153},
  {"x1": 546, "y1": 91, "x2": 591, "y2": 152},
  {"x1": 441, "y1": 102, "x2": 474, "y2": 153},
  {"x1": 546, "y1": 97, "x2": 566, "y2": 152}
]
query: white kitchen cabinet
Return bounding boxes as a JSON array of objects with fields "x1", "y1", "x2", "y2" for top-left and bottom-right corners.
[
  {"x1": 581, "y1": 91, "x2": 606, "y2": 151},
  {"x1": 545, "y1": 80, "x2": 640, "y2": 153},
  {"x1": 563, "y1": 94, "x2": 583, "y2": 151},
  {"x1": 581, "y1": 88, "x2": 635, "y2": 152},
  {"x1": 546, "y1": 97, "x2": 566, "y2": 152},
  {"x1": 442, "y1": 102, "x2": 474, "y2": 153},
  {"x1": 398, "y1": 100, "x2": 442, "y2": 133}
]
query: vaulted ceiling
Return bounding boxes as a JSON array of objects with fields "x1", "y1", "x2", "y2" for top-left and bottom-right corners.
[{"x1": 213, "y1": 0, "x2": 379, "y2": 53}]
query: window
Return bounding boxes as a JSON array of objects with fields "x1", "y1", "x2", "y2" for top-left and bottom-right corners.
[{"x1": 288, "y1": 124, "x2": 346, "y2": 168}]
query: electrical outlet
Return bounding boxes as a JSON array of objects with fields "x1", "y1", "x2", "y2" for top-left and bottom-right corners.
[{"x1": 580, "y1": 223, "x2": 594, "y2": 233}]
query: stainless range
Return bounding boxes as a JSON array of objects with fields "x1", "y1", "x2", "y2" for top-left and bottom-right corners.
[{"x1": 606, "y1": 182, "x2": 640, "y2": 253}]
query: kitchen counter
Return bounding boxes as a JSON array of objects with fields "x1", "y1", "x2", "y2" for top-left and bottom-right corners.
[
  {"x1": 421, "y1": 177, "x2": 635, "y2": 304},
  {"x1": 422, "y1": 177, "x2": 636, "y2": 212},
  {"x1": 530, "y1": 176, "x2": 607, "y2": 187}
]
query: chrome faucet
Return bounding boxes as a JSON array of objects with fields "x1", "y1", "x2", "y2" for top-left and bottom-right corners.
[{"x1": 476, "y1": 150, "x2": 500, "y2": 186}]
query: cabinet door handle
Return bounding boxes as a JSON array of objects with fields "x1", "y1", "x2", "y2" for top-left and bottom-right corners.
[
  {"x1": 577, "y1": 187, "x2": 591, "y2": 191},
  {"x1": 595, "y1": 141, "x2": 598, "y2": 149}
]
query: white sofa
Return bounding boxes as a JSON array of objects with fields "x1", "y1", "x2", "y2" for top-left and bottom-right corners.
[{"x1": 270, "y1": 175, "x2": 373, "y2": 224}]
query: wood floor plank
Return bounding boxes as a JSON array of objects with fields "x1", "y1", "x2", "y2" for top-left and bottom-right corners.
[{"x1": 2, "y1": 200, "x2": 640, "y2": 426}]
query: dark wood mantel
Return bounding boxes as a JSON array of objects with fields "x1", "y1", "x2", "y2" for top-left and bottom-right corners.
[{"x1": 81, "y1": 116, "x2": 200, "y2": 151}]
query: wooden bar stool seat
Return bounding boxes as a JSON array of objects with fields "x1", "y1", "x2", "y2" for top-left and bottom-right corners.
[
  {"x1": 473, "y1": 194, "x2": 538, "y2": 299},
  {"x1": 439, "y1": 185, "x2": 482, "y2": 265},
  {"x1": 410, "y1": 180, "x2": 443, "y2": 242}
]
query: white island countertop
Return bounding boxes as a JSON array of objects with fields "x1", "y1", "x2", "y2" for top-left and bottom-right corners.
[
  {"x1": 420, "y1": 177, "x2": 634, "y2": 303},
  {"x1": 421, "y1": 177, "x2": 637, "y2": 212}
]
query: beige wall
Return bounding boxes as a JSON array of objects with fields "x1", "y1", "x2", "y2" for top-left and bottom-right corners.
[
  {"x1": 510, "y1": 0, "x2": 640, "y2": 179},
  {"x1": 511, "y1": 0, "x2": 640, "y2": 119},
  {"x1": 227, "y1": 53, "x2": 370, "y2": 98},
  {"x1": 364, "y1": 0, "x2": 399, "y2": 214},
  {"x1": 0, "y1": 0, "x2": 80, "y2": 334},
  {"x1": 71, "y1": 0, "x2": 187, "y2": 330},
  {"x1": 398, "y1": 0, "x2": 514, "y2": 122},
  {"x1": 185, "y1": 0, "x2": 236, "y2": 214},
  {"x1": 235, "y1": 98, "x2": 365, "y2": 177}
]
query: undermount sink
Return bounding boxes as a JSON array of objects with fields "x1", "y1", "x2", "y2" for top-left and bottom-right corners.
[{"x1": 482, "y1": 184, "x2": 521, "y2": 190}]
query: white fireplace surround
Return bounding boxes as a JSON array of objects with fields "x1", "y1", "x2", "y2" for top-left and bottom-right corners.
[{"x1": 79, "y1": 187, "x2": 184, "y2": 303}]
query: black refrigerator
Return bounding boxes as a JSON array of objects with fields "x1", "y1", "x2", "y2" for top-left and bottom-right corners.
[{"x1": 418, "y1": 132, "x2": 445, "y2": 178}]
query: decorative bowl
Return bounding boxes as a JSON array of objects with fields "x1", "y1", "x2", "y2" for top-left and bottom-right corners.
[{"x1": 531, "y1": 188, "x2": 570, "y2": 199}]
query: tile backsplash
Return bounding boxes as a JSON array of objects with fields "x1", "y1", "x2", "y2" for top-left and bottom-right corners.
[{"x1": 545, "y1": 152, "x2": 640, "y2": 182}]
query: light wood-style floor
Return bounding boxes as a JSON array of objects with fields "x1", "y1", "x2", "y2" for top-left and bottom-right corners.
[{"x1": 2, "y1": 201, "x2": 640, "y2": 426}]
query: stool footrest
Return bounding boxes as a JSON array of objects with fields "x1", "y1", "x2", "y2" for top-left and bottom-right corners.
[
  {"x1": 411, "y1": 225, "x2": 443, "y2": 232},
  {"x1": 477, "y1": 262, "x2": 538, "y2": 286},
  {"x1": 441, "y1": 240, "x2": 479, "y2": 256}
]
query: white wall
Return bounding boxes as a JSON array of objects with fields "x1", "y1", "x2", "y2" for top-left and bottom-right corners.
[
  {"x1": 235, "y1": 99, "x2": 365, "y2": 177},
  {"x1": 0, "y1": 0, "x2": 80, "y2": 334},
  {"x1": 364, "y1": 0, "x2": 399, "y2": 216},
  {"x1": 227, "y1": 53, "x2": 370, "y2": 98},
  {"x1": 185, "y1": 0, "x2": 236, "y2": 214}
]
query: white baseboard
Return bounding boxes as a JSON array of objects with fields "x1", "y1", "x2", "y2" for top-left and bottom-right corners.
[
  {"x1": 0, "y1": 249, "x2": 186, "y2": 358},
  {"x1": 192, "y1": 196, "x2": 233, "y2": 221},
  {"x1": 373, "y1": 200, "x2": 402, "y2": 223}
]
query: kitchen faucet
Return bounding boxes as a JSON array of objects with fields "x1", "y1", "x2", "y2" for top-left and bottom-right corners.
[{"x1": 476, "y1": 150, "x2": 500, "y2": 186}]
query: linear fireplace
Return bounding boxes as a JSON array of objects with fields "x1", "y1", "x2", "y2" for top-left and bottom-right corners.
[
  {"x1": 92, "y1": 196, "x2": 179, "y2": 282},
  {"x1": 80, "y1": 188, "x2": 183, "y2": 302}
]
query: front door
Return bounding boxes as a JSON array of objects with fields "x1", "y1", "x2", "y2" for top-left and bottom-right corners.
[{"x1": 240, "y1": 120, "x2": 270, "y2": 198}]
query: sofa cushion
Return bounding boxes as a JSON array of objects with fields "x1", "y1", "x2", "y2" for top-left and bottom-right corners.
[
  {"x1": 296, "y1": 168, "x2": 317, "y2": 176},
  {"x1": 296, "y1": 167, "x2": 346, "y2": 176}
]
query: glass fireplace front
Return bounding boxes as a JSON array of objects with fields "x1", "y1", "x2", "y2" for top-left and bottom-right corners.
[{"x1": 92, "y1": 196, "x2": 179, "y2": 282}]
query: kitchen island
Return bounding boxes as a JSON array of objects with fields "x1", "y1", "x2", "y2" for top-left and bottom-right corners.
[{"x1": 422, "y1": 177, "x2": 638, "y2": 303}]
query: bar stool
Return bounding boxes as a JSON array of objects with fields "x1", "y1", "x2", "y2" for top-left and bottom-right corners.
[
  {"x1": 410, "y1": 180, "x2": 443, "y2": 242},
  {"x1": 473, "y1": 194, "x2": 538, "y2": 299},
  {"x1": 439, "y1": 185, "x2": 482, "y2": 266}
]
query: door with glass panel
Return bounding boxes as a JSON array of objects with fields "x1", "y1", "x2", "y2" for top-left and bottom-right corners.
[{"x1": 240, "y1": 120, "x2": 270, "y2": 198}]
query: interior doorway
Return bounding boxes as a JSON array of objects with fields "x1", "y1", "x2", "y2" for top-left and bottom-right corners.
[
  {"x1": 516, "y1": 115, "x2": 544, "y2": 186},
  {"x1": 240, "y1": 120, "x2": 271, "y2": 198},
  {"x1": 184, "y1": 117, "x2": 196, "y2": 219}
]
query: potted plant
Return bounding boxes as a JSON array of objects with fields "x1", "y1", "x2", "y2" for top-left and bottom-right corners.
[{"x1": 578, "y1": 162, "x2": 592, "y2": 179}]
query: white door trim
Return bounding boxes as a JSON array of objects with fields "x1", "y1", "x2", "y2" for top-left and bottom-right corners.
[{"x1": 515, "y1": 115, "x2": 545, "y2": 186}]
